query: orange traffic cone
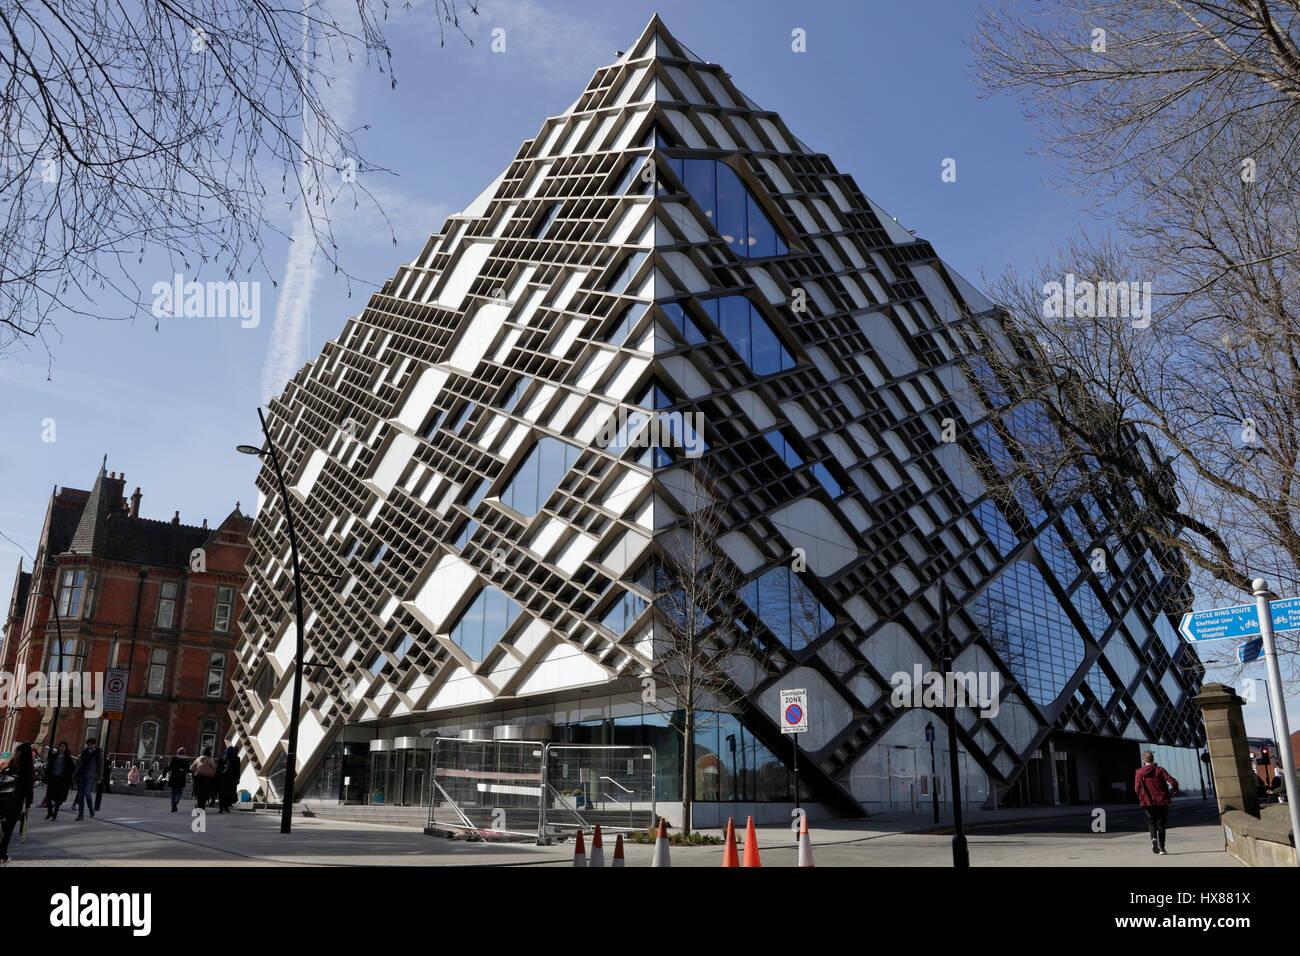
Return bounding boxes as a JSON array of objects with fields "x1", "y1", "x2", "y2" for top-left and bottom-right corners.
[
  {"x1": 651, "y1": 817, "x2": 671, "y2": 867},
  {"x1": 590, "y1": 824, "x2": 605, "y2": 868},
  {"x1": 798, "y1": 815, "x2": 815, "y2": 867},
  {"x1": 722, "y1": 817, "x2": 739, "y2": 867},
  {"x1": 742, "y1": 815, "x2": 761, "y2": 867},
  {"x1": 612, "y1": 833, "x2": 625, "y2": 868},
  {"x1": 573, "y1": 828, "x2": 586, "y2": 867}
]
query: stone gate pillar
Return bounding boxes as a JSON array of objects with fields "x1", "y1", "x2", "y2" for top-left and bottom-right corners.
[{"x1": 1193, "y1": 682, "x2": 1260, "y2": 817}]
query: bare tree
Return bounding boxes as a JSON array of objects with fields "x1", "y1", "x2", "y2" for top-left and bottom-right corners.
[
  {"x1": 0, "y1": 0, "x2": 476, "y2": 355},
  {"x1": 970, "y1": 1, "x2": 1300, "y2": 206},
  {"x1": 642, "y1": 458, "x2": 759, "y2": 834},
  {"x1": 967, "y1": 2, "x2": 1300, "y2": 680}
]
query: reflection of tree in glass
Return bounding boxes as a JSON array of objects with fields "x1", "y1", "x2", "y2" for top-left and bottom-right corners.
[{"x1": 643, "y1": 458, "x2": 766, "y2": 833}]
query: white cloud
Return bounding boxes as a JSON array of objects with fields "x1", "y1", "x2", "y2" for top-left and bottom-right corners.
[
  {"x1": 408, "y1": 0, "x2": 619, "y2": 87},
  {"x1": 261, "y1": 0, "x2": 363, "y2": 404}
]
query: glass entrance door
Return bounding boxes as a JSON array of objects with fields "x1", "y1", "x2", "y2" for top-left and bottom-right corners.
[
  {"x1": 400, "y1": 749, "x2": 431, "y2": 806},
  {"x1": 370, "y1": 751, "x2": 396, "y2": 805}
]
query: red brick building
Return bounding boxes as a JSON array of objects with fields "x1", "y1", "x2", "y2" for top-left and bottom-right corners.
[{"x1": 0, "y1": 459, "x2": 251, "y2": 766}]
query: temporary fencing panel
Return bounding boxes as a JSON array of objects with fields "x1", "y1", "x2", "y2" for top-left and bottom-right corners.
[
  {"x1": 427, "y1": 738, "x2": 544, "y2": 839},
  {"x1": 426, "y1": 738, "x2": 656, "y2": 844},
  {"x1": 539, "y1": 744, "x2": 656, "y2": 844}
]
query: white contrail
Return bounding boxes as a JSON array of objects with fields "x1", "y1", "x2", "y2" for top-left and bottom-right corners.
[{"x1": 260, "y1": 0, "x2": 360, "y2": 404}]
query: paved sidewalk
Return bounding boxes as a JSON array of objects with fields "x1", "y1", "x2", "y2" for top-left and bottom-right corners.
[{"x1": 1, "y1": 792, "x2": 1238, "y2": 867}]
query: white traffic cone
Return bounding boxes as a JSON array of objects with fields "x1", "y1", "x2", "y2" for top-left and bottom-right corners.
[
  {"x1": 572, "y1": 829, "x2": 586, "y2": 867},
  {"x1": 650, "y1": 817, "x2": 671, "y2": 867},
  {"x1": 612, "y1": 833, "x2": 625, "y2": 867},
  {"x1": 589, "y1": 824, "x2": 605, "y2": 868},
  {"x1": 797, "y1": 815, "x2": 815, "y2": 867}
]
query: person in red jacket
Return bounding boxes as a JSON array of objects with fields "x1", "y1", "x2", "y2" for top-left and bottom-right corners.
[{"x1": 1135, "y1": 750, "x2": 1179, "y2": 855}]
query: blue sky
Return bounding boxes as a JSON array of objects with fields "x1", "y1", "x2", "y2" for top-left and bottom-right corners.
[{"x1": 0, "y1": 0, "x2": 1288, "y2": 737}]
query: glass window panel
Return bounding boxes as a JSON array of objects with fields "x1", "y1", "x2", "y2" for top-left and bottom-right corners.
[
  {"x1": 501, "y1": 437, "x2": 579, "y2": 517},
  {"x1": 601, "y1": 590, "x2": 647, "y2": 635},
  {"x1": 740, "y1": 566, "x2": 830, "y2": 650},
  {"x1": 812, "y1": 463, "x2": 843, "y2": 498},
  {"x1": 610, "y1": 301, "x2": 648, "y2": 345},
  {"x1": 719, "y1": 296, "x2": 751, "y2": 360},
  {"x1": 975, "y1": 499, "x2": 1018, "y2": 557},
  {"x1": 448, "y1": 403, "x2": 474, "y2": 434},
  {"x1": 763, "y1": 430, "x2": 803, "y2": 468},
  {"x1": 661, "y1": 302, "x2": 706, "y2": 343},
  {"x1": 746, "y1": 191, "x2": 777, "y2": 257},
  {"x1": 502, "y1": 376, "x2": 532, "y2": 411},
  {"x1": 749, "y1": 309, "x2": 784, "y2": 374},
  {"x1": 533, "y1": 202, "x2": 561, "y2": 238},
  {"x1": 714, "y1": 162, "x2": 748, "y2": 256},
  {"x1": 613, "y1": 157, "x2": 652, "y2": 195},
  {"x1": 454, "y1": 519, "x2": 477, "y2": 549},
  {"x1": 205, "y1": 654, "x2": 225, "y2": 697},
  {"x1": 975, "y1": 562, "x2": 1085, "y2": 706},
  {"x1": 683, "y1": 159, "x2": 716, "y2": 222},
  {"x1": 449, "y1": 587, "x2": 522, "y2": 661},
  {"x1": 148, "y1": 648, "x2": 168, "y2": 695}
]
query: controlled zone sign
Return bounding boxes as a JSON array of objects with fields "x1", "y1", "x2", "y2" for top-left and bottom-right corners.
[
  {"x1": 780, "y1": 688, "x2": 808, "y2": 735},
  {"x1": 103, "y1": 668, "x2": 128, "y2": 720}
]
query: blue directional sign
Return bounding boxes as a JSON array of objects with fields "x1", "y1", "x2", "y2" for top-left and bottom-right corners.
[
  {"x1": 1237, "y1": 638, "x2": 1265, "y2": 664},
  {"x1": 1179, "y1": 596, "x2": 1300, "y2": 643}
]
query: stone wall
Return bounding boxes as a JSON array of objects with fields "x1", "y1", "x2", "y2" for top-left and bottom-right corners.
[{"x1": 1194, "y1": 682, "x2": 1295, "y2": 866}]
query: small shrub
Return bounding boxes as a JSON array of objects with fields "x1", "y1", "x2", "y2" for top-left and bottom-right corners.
[{"x1": 626, "y1": 828, "x2": 723, "y2": 846}]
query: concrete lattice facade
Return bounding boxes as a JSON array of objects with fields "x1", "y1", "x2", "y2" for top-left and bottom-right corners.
[{"x1": 232, "y1": 18, "x2": 1205, "y2": 812}]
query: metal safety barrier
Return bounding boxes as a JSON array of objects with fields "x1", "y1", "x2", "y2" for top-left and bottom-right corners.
[{"x1": 425, "y1": 738, "x2": 656, "y2": 844}]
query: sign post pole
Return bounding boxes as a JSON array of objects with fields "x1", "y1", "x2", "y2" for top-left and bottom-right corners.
[
  {"x1": 1253, "y1": 578, "x2": 1300, "y2": 866},
  {"x1": 779, "y1": 689, "x2": 808, "y2": 816},
  {"x1": 792, "y1": 734, "x2": 799, "y2": 814}
]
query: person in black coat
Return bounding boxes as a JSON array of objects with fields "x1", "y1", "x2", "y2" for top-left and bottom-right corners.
[
  {"x1": 216, "y1": 745, "x2": 240, "y2": 813},
  {"x1": 0, "y1": 742, "x2": 35, "y2": 864},
  {"x1": 166, "y1": 748, "x2": 190, "y2": 813},
  {"x1": 42, "y1": 741, "x2": 75, "y2": 820}
]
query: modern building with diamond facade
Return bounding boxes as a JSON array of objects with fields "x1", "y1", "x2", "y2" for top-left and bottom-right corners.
[{"x1": 231, "y1": 17, "x2": 1206, "y2": 822}]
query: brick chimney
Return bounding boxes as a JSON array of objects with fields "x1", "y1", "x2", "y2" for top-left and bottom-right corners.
[
  {"x1": 104, "y1": 471, "x2": 127, "y2": 514},
  {"x1": 171, "y1": 510, "x2": 180, "y2": 525},
  {"x1": 129, "y1": 487, "x2": 142, "y2": 518}
]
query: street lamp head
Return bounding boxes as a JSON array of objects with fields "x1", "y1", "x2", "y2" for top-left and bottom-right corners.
[{"x1": 236, "y1": 444, "x2": 265, "y2": 457}]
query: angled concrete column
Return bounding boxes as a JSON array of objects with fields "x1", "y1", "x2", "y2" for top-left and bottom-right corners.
[{"x1": 1193, "y1": 682, "x2": 1259, "y2": 817}]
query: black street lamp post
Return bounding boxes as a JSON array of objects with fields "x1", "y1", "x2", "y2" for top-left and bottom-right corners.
[
  {"x1": 926, "y1": 721, "x2": 939, "y2": 824},
  {"x1": 238, "y1": 408, "x2": 308, "y2": 835},
  {"x1": 939, "y1": 584, "x2": 970, "y2": 868}
]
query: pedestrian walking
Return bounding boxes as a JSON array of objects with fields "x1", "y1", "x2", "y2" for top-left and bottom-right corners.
[
  {"x1": 0, "y1": 742, "x2": 36, "y2": 864},
  {"x1": 72, "y1": 737, "x2": 104, "y2": 821},
  {"x1": 93, "y1": 756, "x2": 113, "y2": 812},
  {"x1": 190, "y1": 748, "x2": 217, "y2": 810},
  {"x1": 1135, "y1": 750, "x2": 1179, "y2": 855},
  {"x1": 167, "y1": 748, "x2": 190, "y2": 812},
  {"x1": 216, "y1": 745, "x2": 239, "y2": 813},
  {"x1": 43, "y1": 741, "x2": 74, "y2": 820}
]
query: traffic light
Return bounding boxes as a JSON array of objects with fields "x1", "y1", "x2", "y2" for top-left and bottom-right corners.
[{"x1": 1258, "y1": 747, "x2": 1272, "y2": 768}]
